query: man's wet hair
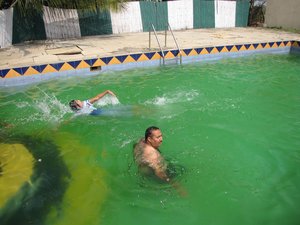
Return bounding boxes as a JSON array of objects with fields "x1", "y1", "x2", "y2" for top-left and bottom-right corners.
[
  {"x1": 145, "y1": 126, "x2": 160, "y2": 141},
  {"x1": 69, "y1": 100, "x2": 79, "y2": 111}
]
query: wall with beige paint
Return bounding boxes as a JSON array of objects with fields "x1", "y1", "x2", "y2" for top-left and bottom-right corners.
[{"x1": 265, "y1": 0, "x2": 300, "y2": 30}]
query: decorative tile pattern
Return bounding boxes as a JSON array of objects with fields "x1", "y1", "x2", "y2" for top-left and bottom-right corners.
[{"x1": 0, "y1": 41, "x2": 299, "y2": 79}]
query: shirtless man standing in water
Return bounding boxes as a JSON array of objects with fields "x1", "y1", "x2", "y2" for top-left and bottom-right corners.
[
  {"x1": 134, "y1": 127, "x2": 187, "y2": 196},
  {"x1": 133, "y1": 126, "x2": 170, "y2": 182}
]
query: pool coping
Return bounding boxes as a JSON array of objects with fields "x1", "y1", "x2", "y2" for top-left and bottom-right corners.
[{"x1": 1, "y1": 40, "x2": 300, "y2": 87}]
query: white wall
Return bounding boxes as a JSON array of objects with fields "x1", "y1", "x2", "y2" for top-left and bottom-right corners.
[
  {"x1": 0, "y1": 8, "x2": 13, "y2": 48},
  {"x1": 168, "y1": 0, "x2": 193, "y2": 30},
  {"x1": 110, "y1": 2, "x2": 143, "y2": 34},
  {"x1": 215, "y1": 0, "x2": 236, "y2": 28},
  {"x1": 43, "y1": 6, "x2": 81, "y2": 39}
]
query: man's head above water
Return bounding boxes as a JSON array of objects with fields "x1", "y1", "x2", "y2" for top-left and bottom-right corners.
[
  {"x1": 69, "y1": 100, "x2": 83, "y2": 111},
  {"x1": 68, "y1": 90, "x2": 116, "y2": 112},
  {"x1": 145, "y1": 126, "x2": 163, "y2": 149}
]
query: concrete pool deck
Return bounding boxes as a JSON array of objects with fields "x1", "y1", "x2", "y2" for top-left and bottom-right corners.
[{"x1": 1, "y1": 27, "x2": 300, "y2": 70}]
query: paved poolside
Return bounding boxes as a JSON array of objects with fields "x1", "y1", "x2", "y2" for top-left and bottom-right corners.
[{"x1": 0, "y1": 27, "x2": 300, "y2": 70}]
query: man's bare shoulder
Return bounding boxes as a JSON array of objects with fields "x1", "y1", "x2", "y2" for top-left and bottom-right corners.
[{"x1": 143, "y1": 145, "x2": 160, "y2": 159}]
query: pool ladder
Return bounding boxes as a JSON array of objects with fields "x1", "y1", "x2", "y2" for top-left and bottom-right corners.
[{"x1": 149, "y1": 23, "x2": 182, "y2": 65}]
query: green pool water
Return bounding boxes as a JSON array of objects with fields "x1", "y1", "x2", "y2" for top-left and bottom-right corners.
[{"x1": 1, "y1": 53, "x2": 300, "y2": 225}]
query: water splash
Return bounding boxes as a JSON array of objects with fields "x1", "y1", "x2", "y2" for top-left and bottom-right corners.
[
  {"x1": 94, "y1": 95, "x2": 120, "y2": 107},
  {"x1": 144, "y1": 90, "x2": 199, "y2": 106},
  {"x1": 33, "y1": 92, "x2": 70, "y2": 124}
]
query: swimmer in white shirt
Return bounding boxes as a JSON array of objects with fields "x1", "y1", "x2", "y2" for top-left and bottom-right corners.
[{"x1": 69, "y1": 90, "x2": 116, "y2": 113}]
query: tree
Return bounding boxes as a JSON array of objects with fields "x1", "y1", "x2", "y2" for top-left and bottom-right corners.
[{"x1": 0, "y1": 0, "x2": 126, "y2": 12}]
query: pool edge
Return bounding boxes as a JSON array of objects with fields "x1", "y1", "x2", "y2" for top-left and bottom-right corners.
[{"x1": 1, "y1": 40, "x2": 300, "y2": 87}]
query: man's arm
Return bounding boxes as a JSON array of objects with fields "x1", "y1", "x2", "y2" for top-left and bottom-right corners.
[
  {"x1": 89, "y1": 90, "x2": 116, "y2": 104},
  {"x1": 144, "y1": 146, "x2": 187, "y2": 196},
  {"x1": 143, "y1": 147, "x2": 170, "y2": 182}
]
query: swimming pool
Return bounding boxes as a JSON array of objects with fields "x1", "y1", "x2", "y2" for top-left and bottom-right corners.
[{"x1": 1, "y1": 53, "x2": 300, "y2": 225}]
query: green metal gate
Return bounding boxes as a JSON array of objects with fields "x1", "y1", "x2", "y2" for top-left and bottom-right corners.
[
  {"x1": 236, "y1": 0, "x2": 250, "y2": 27},
  {"x1": 12, "y1": 5, "x2": 46, "y2": 44},
  {"x1": 193, "y1": 0, "x2": 215, "y2": 29},
  {"x1": 140, "y1": 1, "x2": 168, "y2": 32},
  {"x1": 78, "y1": 9, "x2": 112, "y2": 36}
]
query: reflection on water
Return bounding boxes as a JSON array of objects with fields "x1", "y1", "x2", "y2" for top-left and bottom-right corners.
[{"x1": 0, "y1": 54, "x2": 300, "y2": 225}]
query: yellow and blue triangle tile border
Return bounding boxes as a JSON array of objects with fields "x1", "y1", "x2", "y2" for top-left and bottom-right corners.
[{"x1": 1, "y1": 40, "x2": 299, "y2": 79}]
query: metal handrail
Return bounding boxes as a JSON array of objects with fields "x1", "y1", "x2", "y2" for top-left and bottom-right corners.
[
  {"x1": 149, "y1": 23, "x2": 182, "y2": 65},
  {"x1": 167, "y1": 23, "x2": 182, "y2": 64},
  {"x1": 149, "y1": 24, "x2": 165, "y2": 65}
]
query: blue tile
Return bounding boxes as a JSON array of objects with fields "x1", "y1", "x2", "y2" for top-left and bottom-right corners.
[
  {"x1": 216, "y1": 46, "x2": 224, "y2": 52},
  {"x1": 0, "y1": 69, "x2": 10, "y2": 78},
  {"x1": 85, "y1": 58, "x2": 97, "y2": 66},
  {"x1": 269, "y1": 42, "x2": 275, "y2": 47},
  {"x1": 144, "y1": 52, "x2": 156, "y2": 60},
  {"x1": 183, "y1": 48, "x2": 193, "y2": 56},
  {"x1": 69, "y1": 60, "x2": 81, "y2": 69},
  {"x1": 235, "y1": 45, "x2": 243, "y2": 51},
  {"x1": 116, "y1": 55, "x2": 127, "y2": 63},
  {"x1": 163, "y1": 50, "x2": 169, "y2": 56},
  {"x1": 205, "y1": 47, "x2": 213, "y2": 53},
  {"x1": 226, "y1": 45, "x2": 234, "y2": 51},
  {"x1": 261, "y1": 43, "x2": 267, "y2": 48},
  {"x1": 13, "y1": 67, "x2": 25, "y2": 75},
  {"x1": 244, "y1": 44, "x2": 251, "y2": 49},
  {"x1": 39, "y1": 64, "x2": 48, "y2": 73},
  {"x1": 50, "y1": 63, "x2": 64, "y2": 71},
  {"x1": 171, "y1": 50, "x2": 179, "y2": 56},
  {"x1": 194, "y1": 48, "x2": 203, "y2": 54},
  {"x1": 130, "y1": 53, "x2": 142, "y2": 61},
  {"x1": 158, "y1": 52, "x2": 163, "y2": 57},
  {"x1": 101, "y1": 57, "x2": 113, "y2": 65}
]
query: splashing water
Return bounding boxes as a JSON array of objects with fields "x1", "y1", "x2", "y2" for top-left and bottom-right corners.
[
  {"x1": 94, "y1": 95, "x2": 120, "y2": 107},
  {"x1": 33, "y1": 92, "x2": 70, "y2": 124},
  {"x1": 144, "y1": 90, "x2": 199, "y2": 106}
]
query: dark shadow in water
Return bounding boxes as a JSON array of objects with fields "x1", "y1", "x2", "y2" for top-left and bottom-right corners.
[
  {"x1": 137, "y1": 160, "x2": 187, "y2": 190},
  {"x1": 0, "y1": 134, "x2": 71, "y2": 225},
  {"x1": 128, "y1": 148, "x2": 187, "y2": 190}
]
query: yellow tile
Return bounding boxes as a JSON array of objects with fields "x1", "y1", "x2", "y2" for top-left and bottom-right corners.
[
  {"x1": 272, "y1": 42, "x2": 278, "y2": 48},
  {"x1": 76, "y1": 60, "x2": 90, "y2": 69},
  {"x1": 220, "y1": 47, "x2": 229, "y2": 53},
  {"x1": 151, "y1": 52, "x2": 162, "y2": 60},
  {"x1": 239, "y1": 45, "x2": 247, "y2": 51},
  {"x1": 24, "y1": 67, "x2": 40, "y2": 76},
  {"x1": 138, "y1": 54, "x2": 150, "y2": 62},
  {"x1": 200, "y1": 48, "x2": 209, "y2": 55},
  {"x1": 180, "y1": 50, "x2": 187, "y2": 57},
  {"x1": 60, "y1": 62, "x2": 74, "y2": 71},
  {"x1": 248, "y1": 44, "x2": 255, "y2": 50},
  {"x1": 210, "y1": 47, "x2": 219, "y2": 54},
  {"x1": 5, "y1": 69, "x2": 22, "y2": 78},
  {"x1": 292, "y1": 41, "x2": 299, "y2": 47},
  {"x1": 93, "y1": 59, "x2": 106, "y2": 67},
  {"x1": 230, "y1": 46, "x2": 238, "y2": 52},
  {"x1": 165, "y1": 51, "x2": 175, "y2": 59},
  {"x1": 256, "y1": 44, "x2": 263, "y2": 49},
  {"x1": 108, "y1": 57, "x2": 121, "y2": 65},
  {"x1": 286, "y1": 41, "x2": 291, "y2": 47},
  {"x1": 123, "y1": 55, "x2": 136, "y2": 63},
  {"x1": 42, "y1": 65, "x2": 57, "y2": 74},
  {"x1": 189, "y1": 49, "x2": 198, "y2": 56},
  {"x1": 279, "y1": 42, "x2": 285, "y2": 47}
]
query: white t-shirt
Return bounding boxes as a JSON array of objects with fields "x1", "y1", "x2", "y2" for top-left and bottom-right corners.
[{"x1": 78, "y1": 100, "x2": 96, "y2": 114}]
